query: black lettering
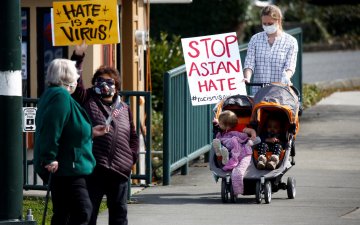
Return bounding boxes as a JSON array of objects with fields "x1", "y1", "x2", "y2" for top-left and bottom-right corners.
[
  {"x1": 90, "y1": 28, "x2": 97, "y2": 39},
  {"x1": 85, "y1": 18, "x2": 95, "y2": 25},
  {"x1": 98, "y1": 25, "x2": 107, "y2": 40},
  {"x1": 92, "y1": 4, "x2": 101, "y2": 16},
  {"x1": 76, "y1": 4, "x2": 85, "y2": 17},
  {"x1": 71, "y1": 19, "x2": 82, "y2": 27},
  {"x1": 80, "y1": 27, "x2": 92, "y2": 41},
  {"x1": 60, "y1": 26, "x2": 74, "y2": 41},
  {"x1": 75, "y1": 28, "x2": 80, "y2": 41},
  {"x1": 82, "y1": 4, "x2": 92, "y2": 16},
  {"x1": 60, "y1": 25, "x2": 110, "y2": 42},
  {"x1": 62, "y1": 4, "x2": 76, "y2": 20}
]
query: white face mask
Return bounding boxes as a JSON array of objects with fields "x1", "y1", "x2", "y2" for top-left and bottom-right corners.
[{"x1": 262, "y1": 24, "x2": 278, "y2": 34}]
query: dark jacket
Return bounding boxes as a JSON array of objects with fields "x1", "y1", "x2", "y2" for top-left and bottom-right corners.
[
  {"x1": 71, "y1": 54, "x2": 139, "y2": 179},
  {"x1": 34, "y1": 86, "x2": 96, "y2": 178}
]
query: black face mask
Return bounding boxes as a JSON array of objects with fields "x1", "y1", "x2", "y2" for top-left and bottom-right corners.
[{"x1": 93, "y1": 77, "x2": 116, "y2": 98}]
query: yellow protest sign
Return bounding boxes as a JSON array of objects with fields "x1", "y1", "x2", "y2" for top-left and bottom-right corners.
[{"x1": 52, "y1": 0, "x2": 119, "y2": 46}]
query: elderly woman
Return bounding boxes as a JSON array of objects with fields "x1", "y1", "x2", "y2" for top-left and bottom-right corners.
[
  {"x1": 34, "y1": 58, "x2": 107, "y2": 225},
  {"x1": 243, "y1": 4, "x2": 298, "y2": 95}
]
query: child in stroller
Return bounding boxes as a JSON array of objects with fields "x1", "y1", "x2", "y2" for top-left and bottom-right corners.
[
  {"x1": 213, "y1": 110, "x2": 260, "y2": 171},
  {"x1": 209, "y1": 94, "x2": 260, "y2": 202},
  {"x1": 256, "y1": 114, "x2": 286, "y2": 170},
  {"x1": 243, "y1": 83, "x2": 300, "y2": 204}
]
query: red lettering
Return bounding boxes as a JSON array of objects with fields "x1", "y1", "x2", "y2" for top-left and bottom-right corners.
[
  {"x1": 215, "y1": 61, "x2": 227, "y2": 74},
  {"x1": 197, "y1": 77, "x2": 235, "y2": 93},
  {"x1": 199, "y1": 37, "x2": 212, "y2": 58},
  {"x1": 188, "y1": 41, "x2": 200, "y2": 58},
  {"x1": 208, "y1": 61, "x2": 216, "y2": 75},
  {"x1": 200, "y1": 62, "x2": 209, "y2": 76},
  {"x1": 228, "y1": 77, "x2": 236, "y2": 90},
  {"x1": 211, "y1": 39, "x2": 226, "y2": 57},
  {"x1": 227, "y1": 60, "x2": 241, "y2": 73},
  {"x1": 225, "y1": 35, "x2": 237, "y2": 58},
  {"x1": 216, "y1": 78, "x2": 226, "y2": 91},
  {"x1": 208, "y1": 79, "x2": 218, "y2": 91},
  {"x1": 198, "y1": 80, "x2": 208, "y2": 92},
  {"x1": 189, "y1": 62, "x2": 200, "y2": 77}
]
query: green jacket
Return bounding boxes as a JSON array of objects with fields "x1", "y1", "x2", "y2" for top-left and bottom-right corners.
[{"x1": 34, "y1": 86, "x2": 96, "y2": 177}]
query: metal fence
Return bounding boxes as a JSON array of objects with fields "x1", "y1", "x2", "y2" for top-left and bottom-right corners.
[
  {"x1": 162, "y1": 28, "x2": 303, "y2": 185},
  {"x1": 22, "y1": 91, "x2": 152, "y2": 195},
  {"x1": 163, "y1": 66, "x2": 214, "y2": 185}
]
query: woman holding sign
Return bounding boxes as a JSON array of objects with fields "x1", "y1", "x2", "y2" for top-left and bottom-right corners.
[
  {"x1": 71, "y1": 43, "x2": 139, "y2": 225},
  {"x1": 243, "y1": 4, "x2": 298, "y2": 95}
]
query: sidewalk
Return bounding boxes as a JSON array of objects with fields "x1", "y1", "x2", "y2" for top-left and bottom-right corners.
[{"x1": 97, "y1": 89, "x2": 360, "y2": 225}]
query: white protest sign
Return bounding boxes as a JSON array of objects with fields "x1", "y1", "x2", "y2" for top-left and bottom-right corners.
[{"x1": 181, "y1": 32, "x2": 246, "y2": 106}]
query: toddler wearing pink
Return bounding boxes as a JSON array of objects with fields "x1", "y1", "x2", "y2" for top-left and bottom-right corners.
[{"x1": 215, "y1": 131, "x2": 253, "y2": 195}]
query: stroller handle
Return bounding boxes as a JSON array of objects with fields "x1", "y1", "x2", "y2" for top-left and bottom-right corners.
[{"x1": 245, "y1": 82, "x2": 270, "y2": 88}]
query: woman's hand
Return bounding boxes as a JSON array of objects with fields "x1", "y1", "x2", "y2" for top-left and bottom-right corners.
[
  {"x1": 242, "y1": 78, "x2": 250, "y2": 84},
  {"x1": 281, "y1": 71, "x2": 293, "y2": 86},
  {"x1": 45, "y1": 161, "x2": 59, "y2": 173},
  {"x1": 74, "y1": 41, "x2": 88, "y2": 56},
  {"x1": 92, "y1": 124, "x2": 109, "y2": 138}
]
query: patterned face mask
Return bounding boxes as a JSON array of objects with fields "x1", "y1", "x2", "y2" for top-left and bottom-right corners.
[{"x1": 93, "y1": 77, "x2": 116, "y2": 98}]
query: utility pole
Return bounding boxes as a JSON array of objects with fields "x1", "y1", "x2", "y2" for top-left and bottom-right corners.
[{"x1": 0, "y1": 0, "x2": 27, "y2": 223}]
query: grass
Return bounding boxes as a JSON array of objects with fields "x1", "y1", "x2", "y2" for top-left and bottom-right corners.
[
  {"x1": 302, "y1": 83, "x2": 360, "y2": 109},
  {"x1": 23, "y1": 196, "x2": 107, "y2": 225},
  {"x1": 23, "y1": 196, "x2": 52, "y2": 224}
]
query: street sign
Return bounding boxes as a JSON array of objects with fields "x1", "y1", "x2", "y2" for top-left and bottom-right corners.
[{"x1": 23, "y1": 107, "x2": 37, "y2": 132}]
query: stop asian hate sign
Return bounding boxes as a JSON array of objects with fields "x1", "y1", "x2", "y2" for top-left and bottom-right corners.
[{"x1": 181, "y1": 32, "x2": 247, "y2": 106}]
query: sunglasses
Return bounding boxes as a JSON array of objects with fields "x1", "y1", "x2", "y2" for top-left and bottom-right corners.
[{"x1": 95, "y1": 77, "x2": 115, "y2": 85}]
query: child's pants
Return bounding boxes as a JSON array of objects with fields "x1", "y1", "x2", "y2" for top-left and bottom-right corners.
[
  {"x1": 231, "y1": 154, "x2": 252, "y2": 195},
  {"x1": 258, "y1": 142, "x2": 282, "y2": 156}
]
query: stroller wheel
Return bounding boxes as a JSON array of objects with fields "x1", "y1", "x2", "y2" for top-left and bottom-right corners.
[
  {"x1": 221, "y1": 178, "x2": 229, "y2": 203},
  {"x1": 264, "y1": 181, "x2": 272, "y2": 204},
  {"x1": 255, "y1": 181, "x2": 262, "y2": 204},
  {"x1": 287, "y1": 177, "x2": 296, "y2": 199}
]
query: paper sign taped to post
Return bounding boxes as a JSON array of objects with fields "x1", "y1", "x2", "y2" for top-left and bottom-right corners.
[
  {"x1": 181, "y1": 32, "x2": 246, "y2": 106},
  {"x1": 51, "y1": 0, "x2": 120, "y2": 46}
]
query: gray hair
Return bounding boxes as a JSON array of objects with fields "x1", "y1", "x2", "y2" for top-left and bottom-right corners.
[{"x1": 46, "y1": 58, "x2": 79, "y2": 86}]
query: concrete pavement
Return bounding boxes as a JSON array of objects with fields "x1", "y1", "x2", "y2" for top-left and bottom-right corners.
[{"x1": 97, "y1": 89, "x2": 360, "y2": 225}]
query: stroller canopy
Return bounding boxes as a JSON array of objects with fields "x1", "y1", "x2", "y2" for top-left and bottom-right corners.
[
  {"x1": 213, "y1": 94, "x2": 254, "y2": 118},
  {"x1": 223, "y1": 94, "x2": 253, "y2": 108},
  {"x1": 253, "y1": 84, "x2": 300, "y2": 123}
]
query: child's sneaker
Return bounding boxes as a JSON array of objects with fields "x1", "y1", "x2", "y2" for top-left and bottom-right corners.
[
  {"x1": 212, "y1": 139, "x2": 222, "y2": 156},
  {"x1": 266, "y1": 155, "x2": 279, "y2": 170},
  {"x1": 257, "y1": 155, "x2": 267, "y2": 170},
  {"x1": 221, "y1": 147, "x2": 229, "y2": 165}
]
